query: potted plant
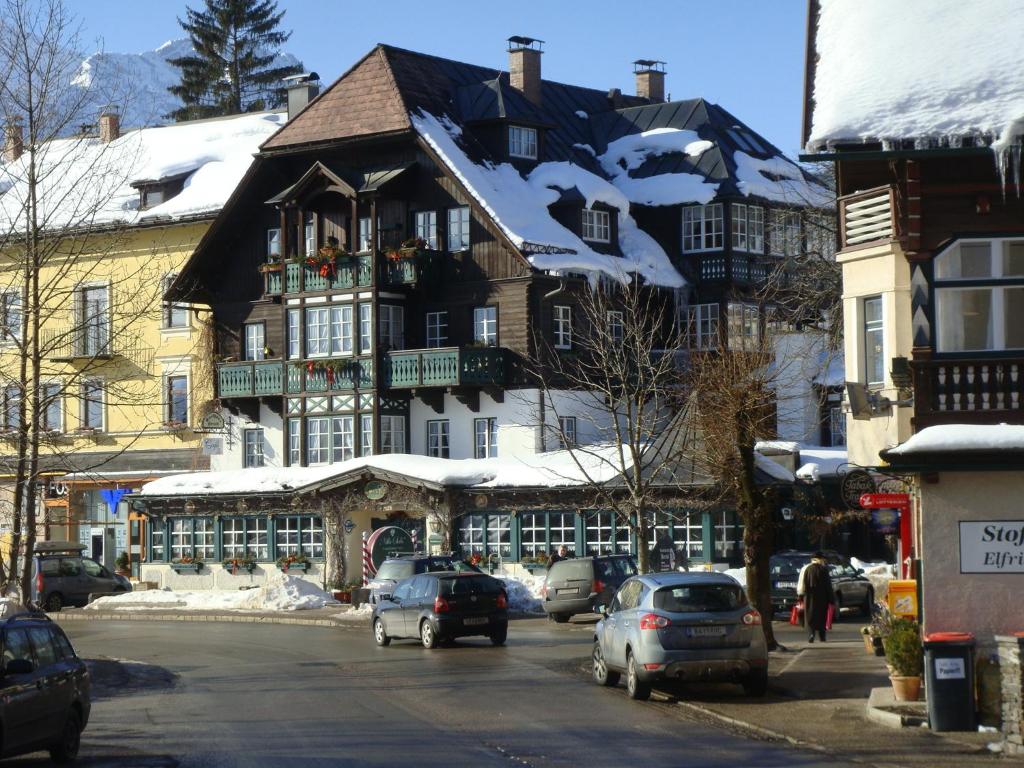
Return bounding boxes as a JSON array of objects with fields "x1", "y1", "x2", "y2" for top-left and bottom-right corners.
[
  {"x1": 883, "y1": 617, "x2": 923, "y2": 701},
  {"x1": 171, "y1": 554, "x2": 204, "y2": 573},
  {"x1": 115, "y1": 551, "x2": 130, "y2": 577},
  {"x1": 277, "y1": 553, "x2": 310, "y2": 572},
  {"x1": 222, "y1": 555, "x2": 257, "y2": 574},
  {"x1": 258, "y1": 261, "x2": 284, "y2": 273}
]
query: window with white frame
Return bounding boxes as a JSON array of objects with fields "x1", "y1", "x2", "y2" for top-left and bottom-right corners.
[
  {"x1": 426, "y1": 311, "x2": 448, "y2": 348},
  {"x1": 427, "y1": 419, "x2": 449, "y2": 458},
  {"x1": 553, "y1": 305, "x2": 572, "y2": 349},
  {"x1": 486, "y1": 514, "x2": 511, "y2": 558},
  {"x1": 333, "y1": 415, "x2": 354, "y2": 462},
  {"x1": 80, "y1": 379, "x2": 103, "y2": 430},
  {"x1": 276, "y1": 515, "x2": 323, "y2": 559},
  {"x1": 358, "y1": 217, "x2": 372, "y2": 252},
  {"x1": 162, "y1": 273, "x2": 188, "y2": 329},
  {"x1": 288, "y1": 418, "x2": 301, "y2": 466},
  {"x1": 244, "y1": 428, "x2": 264, "y2": 468},
  {"x1": 519, "y1": 512, "x2": 546, "y2": 557},
  {"x1": 380, "y1": 415, "x2": 406, "y2": 454},
  {"x1": 508, "y1": 125, "x2": 538, "y2": 159},
  {"x1": 244, "y1": 323, "x2": 265, "y2": 360},
  {"x1": 474, "y1": 417, "x2": 498, "y2": 458},
  {"x1": 305, "y1": 308, "x2": 329, "y2": 358},
  {"x1": 727, "y1": 303, "x2": 759, "y2": 351},
  {"x1": 608, "y1": 310, "x2": 624, "y2": 343},
  {"x1": 2, "y1": 385, "x2": 20, "y2": 431},
  {"x1": 731, "y1": 203, "x2": 765, "y2": 253},
  {"x1": 714, "y1": 511, "x2": 741, "y2": 560},
  {"x1": 332, "y1": 305, "x2": 353, "y2": 355},
  {"x1": 414, "y1": 211, "x2": 437, "y2": 249},
  {"x1": 474, "y1": 306, "x2": 497, "y2": 346},
  {"x1": 222, "y1": 518, "x2": 246, "y2": 559},
  {"x1": 78, "y1": 285, "x2": 109, "y2": 356},
  {"x1": 558, "y1": 416, "x2": 576, "y2": 449},
  {"x1": 549, "y1": 512, "x2": 576, "y2": 555},
  {"x1": 1, "y1": 291, "x2": 22, "y2": 343},
  {"x1": 359, "y1": 304, "x2": 372, "y2": 353},
  {"x1": 304, "y1": 213, "x2": 315, "y2": 256},
  {"x1": 266, "y1": 227, "x2": 281, "y2": 260},
  {"x1": 287, "y1": 309, "x2": 300, "y2": 359},
  {"x1": 306, "y1": 416, "x2": 331, "y2": 465},
  {"x1": 40, "y1": 382, "x2": 61, "y2": 432},
  {"x1": 686, "y1": 303, "x2": 719, "y2": 350},
  {"x1": 448, "y1": 206, "x2": 470, "y2": 251},
  {"x1": 769, "y1": 209, "x2": 802, "y2": 256},
  {"x1": 170, "y1": 518, "x2": 214, "y2": 561},
  {"x1": 682, "y1": 203, "x2": 724, "y2": 252},
  {"x1": 863, "y1": 296, "x2": 884, "y2": 386},
  {"x1": 360, "y1": 414, "x2": 373, "y2": 456},
  {"x1": 829, "y1": 406, "x2": 847, "y2": 447},
  {"x1": 378, "y1": 305, "x2": 404, "y2": 350},
  {"x1": 166, "y1": 375, "x2": 188, "y2": 425},
  {"x1": 222, "y1": 518, "x2": 269, "y2": 561},
  {"x1": 149, "y1": 521, "x2": 165, "y2": 561},
  {"x1": 582, "y1": 209, "x2": 610, "y2": 243},
  {"x1": 458, "y1": 514, "x2": 485, "y2": 557},
  {"x1": 170, "y1": 519, "x2": 190, "y2": 560},
  {"x1": 934, "y1": 239, "x2": 1024, "y2": 352},
  {"x1": 585, "y1": 512, "x2": 614, "y2": 555}
]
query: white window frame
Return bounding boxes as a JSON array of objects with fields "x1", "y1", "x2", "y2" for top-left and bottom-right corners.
[
  {"x1": 244, "y1": 428, "x2": 264, "y2": 468},
  {"x1": 288, "y1": 418, "x2": 301, "y2": 466},
  {"x1": 863, "y1": 296, "x2": 885, "y2": 386},
  {"x1": 359, "y1": 304, "x2": 372, "y2": 354},
  {"x1": 558, "y1": 416, "x2": 576, "y2": 449},
  {"x1": 266, "y1": 227, "x2": 281, "y2": 260},
  {"x1": 607, "y1": 310, "x2": 624, "y2": 343},
  {"x1": 2, "y1": 385, "x2": 20, "y2": 431},
  {"x1": 305, "y1": 308, "x2": 329, "y2": 358},
  {"x1": 474, "y1": 306, "x2": 497, "y2": 346},
  {"x1": 770, "y1": 209, "x2": 802, "y2": 257},
  {"x1": 332, "y1": 415, "x2": 354, "y2": 462},
  {"x1": 508, "y1": 125, "x2": 538, "y2": 159},
  {"x1": 414, "y1": 210, "x2": 438, "y2": 249},
  {"x1": 731, "y1": 203, "x2": 748, "y2": 251},
  {"x1": 426, "y1": 419, "x2": 450, "y2": 458},
  {"x1": 304, "y1": 213, "x2": 316, "y2": 256},
  {"x1": 358, "y1": 217, "x2": 372, "y2": 253},
  {"x1": 581, "y1": 209, "x2": 610, "y2": 243},
  {"x1": 306, "y1": 416, "x2": 331, "y2": 465},
  {"x1": 748, "y1": 205, "x2": 764, "y2": 253},
  {"x1": 380, "y1": 415, "x2": 406, "y2": 454},
  {"x1": 687, "y1": 303, "x2": 719, "y2": 350},
  {"x1": 553, "y1": 305, "x2": 572, "y2": 350},
  {"x1": 80, "y1": 379, "x2": 104, "y2": 430},
  {"x1": 244, "y1": 323, "x2": 265, "y2": 361},
  {"x1": 379, "y1": 305, "x2": 405, "y2": 350},
  {"x1": 682, "y1": 203, "x2": 724, "y2": 252},
  {"x1": 727, "y1": 303, "x2": 759, "y2": 351},
  {"x1": 40, "y1": 382, "x2": 62, "y2": 433},
  {"x1": 0, "y1": 291, "x2": 22, "y2": 344},
  {"x1": 287, "y1": 309, "x2": 300, "y2": 359},
  {"x1": 426, "y1": 311, "x2": 448, "y2": 348},
  {"x1": 360, "y1": 414, "x2": 373, "y2": 456},
  {"x1": 78, "y1": 284, "x2": 110, "y2": 357},
  {"x1": 331, "y1": 305, "x2": 354, "y2": 356},
  {"x1": 165, "y1": 374, "x2": 189, "y2": 425},
  {"x1": 447, "y1": 206, "x2": 470, "y2": 251},
  {"x1": 474, "y1": 417, "x2": 498, "y2": 459},
  {"x1": 162, "y1": 273, "x2": 189, "y2": 329}
]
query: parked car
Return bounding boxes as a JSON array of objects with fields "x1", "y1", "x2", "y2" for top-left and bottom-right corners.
[
  {"x1": 30, "y1": 542, "x2": 132, "y2": 612},
  {"x1": 542, "y1": 555, "x2": 637, "y2": 622},
  {"x1": 367, "y1": 554, "x2": 480, "y2": 604},
  {"x1": 0, "y1": 611, "x2": 90, "y2": 762},
  {"x1": 769, "y1": 550, "x2": 874, "y2": 617},
  {"x1": 371, "y1": 571, "x2": 508, "y2": 648},
  {"x1": 592, "y1": 572, "x2": 768, "y2": 701}
]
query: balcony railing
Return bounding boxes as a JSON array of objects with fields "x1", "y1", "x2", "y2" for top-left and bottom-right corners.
[
  {"x1": 839, "y1": 186, "x2": 896, "y2": 248},
  {"x1": 286, "y1": 359, "x2": 372, "y2": 393},
  {"x1": 43, "y1": 327, "x2": 149, "y2": 366},
  {"x1": 911, "y1": 357, "x2": 1024, "y2": 428},
  {"x1": 217, "y1": 361, "x2": 285, "y2": 398},
  {"x1": 263, "y1": 252, "x2": 431, "y2": 296},
  {"x1": 382, "y1": 346, "x2": 507, "y2": 389}
]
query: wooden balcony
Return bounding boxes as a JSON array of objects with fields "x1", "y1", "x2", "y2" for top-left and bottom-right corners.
[
  {"x1": 839, "y1": 186, "x2": 896, "y2": 249},
  {"x1": 217, "y1": 361, "x2": 285, "y2": 398},
  {"x1": 911, "y1": 357, "x2": 1024, "y2": 428},
  {"x1": 286, "y1": 359, "x2": 372, "y2": 393},
  {"x1": 262, "y1": 252, "x2": 433, "y2": 297},
  {"x1": 382, "y1": 347, "x2": 507, "y2": 389},
  {"x1": 698, "y1": 254, "x2": 770, "y2": 283}
]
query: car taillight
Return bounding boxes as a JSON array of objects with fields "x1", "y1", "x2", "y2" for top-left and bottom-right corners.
[
  {"x1": 742, "y1": 609, "x2": 762, "y2": 626},
  {"x1": 496, "y1": 593, "x2": 507, "y2": 609},
  {"x1": 541, "y1": 583, "x2": 547, "y2": 598},
  {"x1": 36, "y1": 569, "x2": 44, "y2": 597},
  {"x1": 593, "y1": 579, "x2": 606, "y2": 594},
  {"x1": 434, "y1": 596, "x2": 450, "y2": 613},
  {"x1": 639, "y1": 613, "x2": 670, "y2": 630}
]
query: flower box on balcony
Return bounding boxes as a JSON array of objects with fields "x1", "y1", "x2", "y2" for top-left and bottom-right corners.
[
  {"x1": 171, "y1": 561, "x2": 203, "y2": 573},
  {"x1": 258, "y1": 262, "x2": 284, "y2": 274},
  {"x1": 277, "y1": 559, "x2": 310, "y2": 573}
]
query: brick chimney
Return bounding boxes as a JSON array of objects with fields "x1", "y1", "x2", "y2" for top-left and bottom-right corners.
[
  {"x1": 284, "y1": 72, "x2": 320, "y2": 120},
  {"x1": 3, "y1": 119, "x2": 23, "y2": 163},
  {"x1": 508, "y1": 36, "x2": 544, "y2": 106},
  {"x1": 99, "y1": 110, "x2": 120, "y2": 143},
  {"x1": 634, "y1": 59, "x2": 666, "y2": 103}
]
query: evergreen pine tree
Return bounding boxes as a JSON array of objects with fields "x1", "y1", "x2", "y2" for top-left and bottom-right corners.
[{"x1": 167, "y1": 0, "x2": 302, "y2": 121}]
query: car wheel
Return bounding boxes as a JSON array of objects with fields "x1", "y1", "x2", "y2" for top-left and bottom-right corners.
[
  {"x1": 861, "y1": 589, "x2": 874, "y2": 617},
  {"x1": 490, "y1": 626, "x2": 507, "y2": 646},
  {"x1": 45, "y1": 592, "x2": 64, "y2": 613},
  {"x1": 373, "y1": 618, "x2": 391, "y2": 647},
  {"x1": 48, "y1": 710, "x2": 81, "y2": 763},
  {"x1": 592, "y1": 641, "x2": 620, "y2": 687},
  {"x1": 420, "y1": 619, "x2": 438, "y2": 649},
  {"x1": 626, "y1": 652, "x2": 651, "y2": 701},
  {"x1": 742, "y1": 668, "x2": 769, "y2": 697},
  {"x1": 553, "y1": 613, "x2": 570, "y2": 624}
]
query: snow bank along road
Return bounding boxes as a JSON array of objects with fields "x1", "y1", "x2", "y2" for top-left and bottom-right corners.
[{"x1": 53, "y1": 619, "x2": 856, "y2": 768}]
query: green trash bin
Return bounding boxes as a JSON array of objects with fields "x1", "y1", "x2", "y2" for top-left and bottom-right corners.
[{"x1": 923, "y1": 631, "x2": 977, "y2": 732}]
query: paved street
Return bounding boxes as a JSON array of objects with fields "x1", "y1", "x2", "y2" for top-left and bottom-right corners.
[{"x1": 7, "y1": 617, "x2": 860, "y2": 768}]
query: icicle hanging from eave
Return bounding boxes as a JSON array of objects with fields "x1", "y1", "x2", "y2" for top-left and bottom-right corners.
[{"x1": 992, "y1": 115, "x2": 1024, "y2": 199}]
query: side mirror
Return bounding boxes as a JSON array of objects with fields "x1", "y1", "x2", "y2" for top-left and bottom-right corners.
[
  {"x1": 4, "y1": 658, "x2": 33, "y2": 675},
  {"x1": 381, "y1": 594, "x2": 394, "y2": 603},
  {"x1": 594, "y1": 604, "x2": 607, "y2": 616},
  {"x1": 855, "y1": 568, "x2": 865, "y2": 576}
]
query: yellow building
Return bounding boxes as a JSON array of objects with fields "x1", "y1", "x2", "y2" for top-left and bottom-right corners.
[{"x1": 0, "y1": 110, "x2": 286, "y2": 571}]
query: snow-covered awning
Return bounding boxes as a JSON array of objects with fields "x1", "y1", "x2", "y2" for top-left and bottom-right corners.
[{"x1": 881, "y1": 424, "x2": 1024, "y2": 470}]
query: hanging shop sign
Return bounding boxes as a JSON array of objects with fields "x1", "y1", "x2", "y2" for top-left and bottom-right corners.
[
  {"x1": 841, "y1": 470, "x2": 876, "y2": 509},
  {"x1": 959, "y1": 521, "x2": 1024, "y2": 573},
  {"x1": 364, "y1": 481, "x2": 388, "y2": 501},
  {"x1": 366, "y1": 526, "x2": 413, "y2": 569},
  {"x1": 196, "y1": 412, "x2": 226, "y2": 433}
]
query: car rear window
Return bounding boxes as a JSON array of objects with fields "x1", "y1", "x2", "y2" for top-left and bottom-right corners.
[
  {"x1": 423, "y1": 557, "x2": 455, "y2": 572},
  {"x1": 40, "y1": 559, "x2": 60, "y2": 575},
  {"x1": 551, "y1": 559, "x2": 593, "y2": 580},
  {"x1": 51, "y1": 629, "x2": 76, "y2": 660},
  {"x1": 27, "y1": 627, "x2": 57, "y2": 668},
  {"x1": 770, "y1": 557, "x2": 808, "y2": 577},
  {"x1": 375, "y1": 561, "x2": 414, "y2": 581},
  {"x1": 440, "y1": 575, "x2": 501, "y2": 596},
  {"x1": 653, "y1": 583, "x2": 746, "y2": 613}
]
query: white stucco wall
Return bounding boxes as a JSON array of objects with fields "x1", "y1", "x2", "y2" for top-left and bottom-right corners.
[
  {"x1": 919, "y1": 471, "x2": 1024, "y2": 646},
  {"x1": 139, "y1": 562, "x2": 325, "y2": 591},
  {"x1": 772, "y1": 332, "x2": 830, "y2": 444},
  {"x1": 210, "y1": 405, "x2": 284, "y2": 472}
]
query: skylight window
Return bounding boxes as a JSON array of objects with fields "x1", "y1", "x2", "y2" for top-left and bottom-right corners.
[{"x1": 509, "y1": 125, "x2": 538, "y2": 159}]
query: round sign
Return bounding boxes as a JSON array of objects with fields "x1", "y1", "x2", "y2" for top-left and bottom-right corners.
[
  {"x1": 343, "y1": 518, "x2": 355, "y2": 534},
  {"x1": 366, "y1": 526, "x2": 414, "y2": 569},
  {"x1": 841, "y1": 469, "x2": 875, "y2": 510},
  {"x1": 474, "y1": 494, "x2": 488, "y2": 509},
  {"x1": 877, "y1": 477, "x2": 909, "y2": 495},
  {"x1": 364, "y1": 481, "x2": 388, "y2": 501}
]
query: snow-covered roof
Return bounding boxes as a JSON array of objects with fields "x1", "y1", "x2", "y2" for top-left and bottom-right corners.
[
  {"x1": 795, "y1": 445, "x2": 848, "y2": 480},
  {"x1": 884, "y1": 424, "x2": 1024, "y2": 456},
  {"x1": 754, "y1": 454, "x2": 796, "y2": 483},
  {"x1": 807, "y1": 0, "x2": 1024, "y2": 151},
  {"x1": 0, "y1": 111, "x2": 286, "y2": 233},
  {"x1": 139, "y1": 445, "x2": 634, "y2": 497}
]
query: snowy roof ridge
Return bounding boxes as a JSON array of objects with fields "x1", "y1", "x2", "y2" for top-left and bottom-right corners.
[{"x1": 884, "y1": 424, "x2": 1024, "y2": 456}]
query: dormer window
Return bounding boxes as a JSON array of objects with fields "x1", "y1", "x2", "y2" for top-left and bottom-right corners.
[
  {"x1": 509, "y1": 125, "x2": 538, "y2": 159},
  {"x1": 133, "y1": 173, "x2": 188, "y2": 211},
  {"x1": 582, "y1": 209, "x2": 611, "y2": 243}
]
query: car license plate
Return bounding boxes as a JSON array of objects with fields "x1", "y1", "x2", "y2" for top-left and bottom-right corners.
[
  {"x1": 775, "y1": 581, "x2": 797, "y2": 589},
  {"x1": 556, "y1": 588, "x2": 577, "y2": 595},
  {"x1": 463, "y1": 617, "x2": 488, "y2": 626},
  {"x1": 686, "y1": 626, "x2": 726, "y2": 637}
]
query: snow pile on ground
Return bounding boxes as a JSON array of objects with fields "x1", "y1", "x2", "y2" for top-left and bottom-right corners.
[
  {"x1": 851, "y1": 558, "x2": 896, "y2": 601},
  {"x1": 885, "y1": 423, "x2": 1024, "y2": 455},
  {"x1": 337, "y1": 602, "x2": 374, "y2": 622},
  {"x1": 85, "y1": 572, "x2": 338, "y2": 612},
  {"x1": 495, "y1": 572, "x2": 545, "y2": 614}
]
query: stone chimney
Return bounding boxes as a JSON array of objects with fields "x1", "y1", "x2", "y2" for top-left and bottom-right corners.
[
  {"x1": 3, "y1": 119, "x2": 23, "y2": 163},
  {"x1": 284, "y1": 72, "x2": 320, "y2": 120},
  {"x1": 508, "y1": 36, "x2": 543, "y2": 106},
  {"x1": 99, "y1": 110, "x2": 120, "y2": 143},
  {"x1": 634, "y1": 60, "x2": 666, "y2": 103}
]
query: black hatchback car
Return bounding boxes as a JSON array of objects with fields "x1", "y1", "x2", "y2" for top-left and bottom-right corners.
[
  {"x1": 769, "y1": 550, "x2": 874, "y2": 616},
  {"x1": 0, "y1": 612, "x2": 90, "y2": 763},
  {"x1": 542, "y1": 555, "x2": 638, "y2": 622},
  {"x1": 367, "y1": 555, "x2": 480, "y2": 605},
  {"x1": 371, "y1": 572, "x2": 508, "y2": 648}
]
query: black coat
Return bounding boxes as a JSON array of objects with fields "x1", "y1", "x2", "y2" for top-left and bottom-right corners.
[{"x1": 802, "y1": 561, "x2": 836, "y2": 631}]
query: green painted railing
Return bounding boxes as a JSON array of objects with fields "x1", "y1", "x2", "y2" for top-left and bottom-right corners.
[
  {"x1": 287, "y1": 358, "x2": 373, "y2": 393},
  {"x1": 281, "y1": 256, "x2": 374, "y2": 294},
  {"x1": 218, "y1": 361, "x2": 285, "y2": 398},
  {"x1": 263, "y1": 269, "x2": 283, "y2": 296},
  {"x1": 382, "y1": 347, "x2": 506, "y2": 388}
]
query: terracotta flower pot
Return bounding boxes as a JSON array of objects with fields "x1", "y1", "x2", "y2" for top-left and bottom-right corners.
[{"x1": 889, "y1": 674, "x2": 922, "y2": 702}]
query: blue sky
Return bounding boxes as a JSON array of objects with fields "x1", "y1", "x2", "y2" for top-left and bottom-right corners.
[{"x1": 75, "y1": 0, "x2": 809, "y2": 154}]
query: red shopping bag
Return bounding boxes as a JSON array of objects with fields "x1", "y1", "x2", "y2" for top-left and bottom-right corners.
[
  {"x1": 789, "y1": 602, "x2": 803, "y2": 626},
  {"x1": 826, "y1": 602, "x2": 836, "y2": 630}
]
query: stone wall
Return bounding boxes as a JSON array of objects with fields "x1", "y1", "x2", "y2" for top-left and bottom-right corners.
[{"x1": 997, "y1": 635, "x2": 1024, "y2": 755}]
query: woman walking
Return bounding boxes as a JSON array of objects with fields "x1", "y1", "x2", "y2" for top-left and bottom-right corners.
[{"x1": 797, "y1": 552, "x2": 836, "y2": 642}]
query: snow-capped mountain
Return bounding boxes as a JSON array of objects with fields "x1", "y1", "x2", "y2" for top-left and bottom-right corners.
[{"x1": 71, "y1": 38, "x2": 302, "y2": 128}]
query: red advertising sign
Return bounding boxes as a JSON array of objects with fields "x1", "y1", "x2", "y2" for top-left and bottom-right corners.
[{"x1": 860, "y1": 493, "x2": 910, "y2": 508}]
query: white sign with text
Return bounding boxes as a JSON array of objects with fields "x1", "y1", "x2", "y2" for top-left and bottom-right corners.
[{"x1": 959, "y1": 521, "x2": 1024, "y2": 573}]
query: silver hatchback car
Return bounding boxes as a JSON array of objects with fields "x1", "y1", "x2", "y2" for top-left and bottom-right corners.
[{"x1": 592, "y1": 572, "x2": 768, "y2": 700}]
